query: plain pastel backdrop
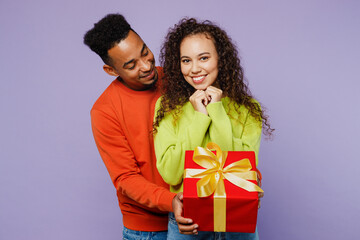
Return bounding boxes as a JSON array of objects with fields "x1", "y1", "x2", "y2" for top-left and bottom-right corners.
[{"x1": 0, "y1": 0, "x2": 359, "y2": 239}]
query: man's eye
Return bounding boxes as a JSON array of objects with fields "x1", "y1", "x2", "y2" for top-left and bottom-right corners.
[
  {"x1": 128, "y1": 64, "x2": 136, "y2": 70},
  {"x1": 142, "y1": 47, "x2": 149, "y2": 56}
]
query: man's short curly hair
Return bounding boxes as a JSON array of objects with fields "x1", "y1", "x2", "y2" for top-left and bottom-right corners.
[{"x1": 83, "y1": 13, "x2": 132, "y2": 65}]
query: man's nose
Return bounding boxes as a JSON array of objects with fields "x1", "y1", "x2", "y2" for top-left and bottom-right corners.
[{"x1": 139, "y1": 58, "x2": 151, "y2": 72}]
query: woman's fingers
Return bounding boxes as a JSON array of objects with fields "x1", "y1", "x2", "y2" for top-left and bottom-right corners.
[{"x1": 205, "y1": 86, "x2": 222, "y2": 103}]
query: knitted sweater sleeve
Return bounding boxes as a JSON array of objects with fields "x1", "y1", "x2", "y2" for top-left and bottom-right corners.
[
  {"x1": 207, "y1": 100, "x2": 262, "y2": 165},
  {"x1": 91, "y1": 108, "x2": 176, "y2": 212},
  {"x1": 206, "y1": 101, "x2": 233, "y2": 150},
  {"x1": 154, "y1": 101, "x2": 211, "y2": 186}
]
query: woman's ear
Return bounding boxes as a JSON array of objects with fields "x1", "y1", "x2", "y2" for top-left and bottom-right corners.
[{"x1": 103, "y1": 64, "x2": 119, "y2": 77}]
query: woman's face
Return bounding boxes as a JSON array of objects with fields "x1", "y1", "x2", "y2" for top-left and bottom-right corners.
[{"x1": 180, "y1": 33, "x2": 219, "y2": 90}]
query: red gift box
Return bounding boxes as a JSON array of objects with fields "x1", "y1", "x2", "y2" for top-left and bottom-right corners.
[{"x1": 183, "y1": 143, "x2": 262, "y2": 232}]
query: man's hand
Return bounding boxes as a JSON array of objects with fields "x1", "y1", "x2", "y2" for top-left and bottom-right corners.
[{"x1": 172, "y1": 192, "x2": 198, "y2": 235}]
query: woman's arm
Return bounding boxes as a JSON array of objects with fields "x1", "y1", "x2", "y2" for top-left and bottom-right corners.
[
  {"x1": 155, "y1": 102, "x2": 211, "y2": 186},
  {"x1": 207, "y1": 99, "x2": 262, "y2": 164}
]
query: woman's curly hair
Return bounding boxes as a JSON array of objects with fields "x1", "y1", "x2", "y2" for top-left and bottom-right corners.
[{"x1": 153, "y1": 18, "x2": 273, "y2": 136}]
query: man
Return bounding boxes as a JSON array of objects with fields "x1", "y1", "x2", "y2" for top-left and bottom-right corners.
[{"x1": 83, "y1": 14, "x2": 197, "y2": 239}]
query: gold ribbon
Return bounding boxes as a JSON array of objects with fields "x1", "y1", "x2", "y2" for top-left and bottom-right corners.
[{"x1": 184, "y1": 142, "x2": 263, "y2": 232}]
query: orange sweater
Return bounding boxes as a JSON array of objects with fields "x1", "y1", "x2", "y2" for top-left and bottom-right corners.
[{"x1": 91, "y1": 67, "x2": 176, "y2": 231}]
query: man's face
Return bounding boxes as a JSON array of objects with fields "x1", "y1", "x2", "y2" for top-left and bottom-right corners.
[{"x1": 104, "y1": 30, "x2": 157, "y2": 90}]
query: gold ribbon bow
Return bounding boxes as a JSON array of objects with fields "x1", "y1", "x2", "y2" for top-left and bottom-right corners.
[{"x1": 184, "y1": 142, "x2": 263, "y2": 231}]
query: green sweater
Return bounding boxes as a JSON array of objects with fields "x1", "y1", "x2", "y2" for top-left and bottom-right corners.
[{"x1": 154, "y1": 97, "x2": 262, "y2": 193}]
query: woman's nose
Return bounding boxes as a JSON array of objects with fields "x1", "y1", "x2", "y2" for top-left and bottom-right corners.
[{"x1": 190, "y1": 62, "x2": 201, "y2": 74}]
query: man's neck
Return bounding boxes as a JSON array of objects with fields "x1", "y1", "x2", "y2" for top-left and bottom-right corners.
[{"x1": 117, "y1": 77, "x2": 157, "y2": 91}]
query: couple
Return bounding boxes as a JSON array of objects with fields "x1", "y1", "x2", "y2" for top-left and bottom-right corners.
[{"x1": 84, "y1": 13, "x2": 272, "y2": 240}]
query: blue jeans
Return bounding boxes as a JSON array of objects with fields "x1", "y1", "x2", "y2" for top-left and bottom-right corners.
[
  {"x1": 123, "y1": 226, "x2": 167, "y2": 240},
  {"x1": 168, "y1": 213, "x2": 259, "y2": 240}
]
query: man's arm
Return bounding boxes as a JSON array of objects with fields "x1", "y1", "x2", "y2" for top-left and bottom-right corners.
[{"x1": 91, "y1": 108, "x2": 176, "y2": 212}]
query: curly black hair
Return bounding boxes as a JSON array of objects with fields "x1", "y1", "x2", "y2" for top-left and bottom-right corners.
[
  {"x1": 153, "y1": 18, "x2": 273, "y2": 136},
  {"x1": 83, "y1": 13, "x2": 132, "y2": 66}
]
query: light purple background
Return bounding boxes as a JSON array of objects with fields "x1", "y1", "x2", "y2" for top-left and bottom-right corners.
[{"x1": 1, "y1": 0, "x2": 359, "y2": 239}]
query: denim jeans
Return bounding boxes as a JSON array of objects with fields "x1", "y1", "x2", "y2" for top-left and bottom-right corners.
[
  {"x1": 123, "y1": 226, "x2": 167, "y2": 240},
  {"x1": 168, "y1": 212, "x2": 259, "y2": 240}
]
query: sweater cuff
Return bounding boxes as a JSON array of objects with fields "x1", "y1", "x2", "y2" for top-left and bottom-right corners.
[
  {"x1": 191, "y1": 110, "x2": 211, "y2": 133},
  {"x1": 206, "y1": 101, "x2": 226, "y2": 120},
  {"x1": 194, "y1": 110, "x2": 211, "y2": 122},
  {"x1": 160, "y1": 191, "x2": 177, "y2": 212}
]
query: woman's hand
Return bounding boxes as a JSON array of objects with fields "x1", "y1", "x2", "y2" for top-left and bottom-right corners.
[
  {"x1": 256, "y1": 169, "x2": 264, "y2": 209},
  {"x1": 205, "y1": 86, "x2": 222, "y2": 104},
  {"x1": 189, "y1": 90, "x2": 210, "y2": 115}
]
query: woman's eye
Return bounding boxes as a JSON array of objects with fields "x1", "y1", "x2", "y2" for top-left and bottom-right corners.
[
  {"x1": 200, "y1": 56, "x2": 209, "y2": 61},
  {"x1": 143, "y1": 50, "x2": 149, "y2": 56},
  {"x1": 182, "y1": 59, "x2": 190, "y2": 63}
]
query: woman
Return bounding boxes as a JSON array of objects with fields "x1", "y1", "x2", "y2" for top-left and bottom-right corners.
[{"x1": 154, "y1": 18, "x2": 273, "y2": 239}]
